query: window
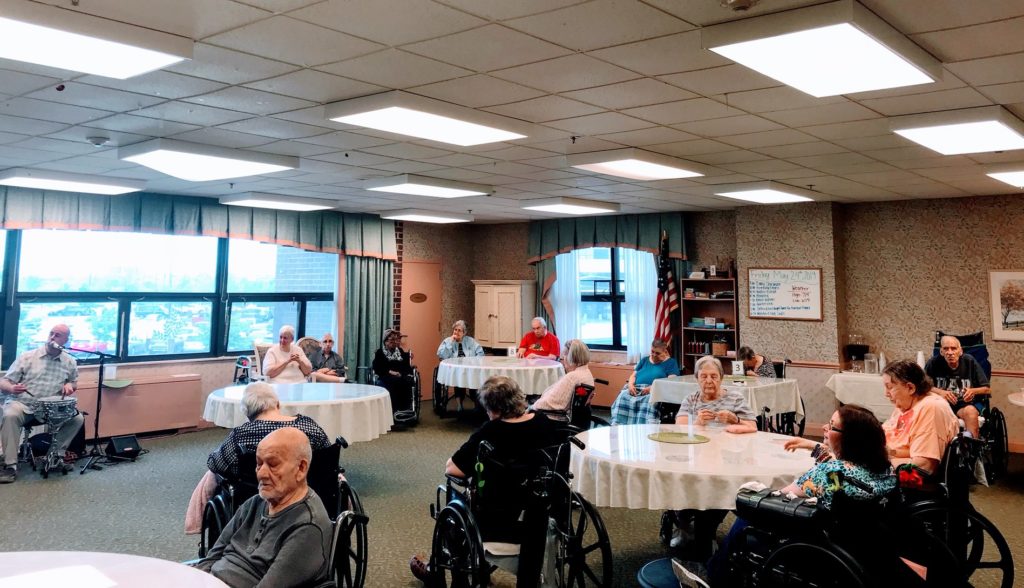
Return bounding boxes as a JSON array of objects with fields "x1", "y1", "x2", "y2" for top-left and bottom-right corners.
[
  {"x1": 128, "y1": 300, "x2": 213, "y2": 357},
  {"x1": 578, "y1": 248, "x2": 627, "y2": 349},
  {"x1": 17, "y1": 301, "x2": 119, "y2": 361},
  {"x1": 227, "y1": 301, "x2": 299, "y2": 352}
]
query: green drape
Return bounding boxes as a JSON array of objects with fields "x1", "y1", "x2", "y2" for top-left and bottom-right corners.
[
  {"x1": 527, "y1": 212, "x2": 687, "y2": 265},
  {"x1": 0, "y1": 187, "x2": 396, "y2": 259},
  {"x1": 344, "y1": 256, "x2": 394, "y2": 382}
]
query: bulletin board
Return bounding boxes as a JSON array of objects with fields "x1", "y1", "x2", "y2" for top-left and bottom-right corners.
[{"x1": 747, "y1": 267, "x2": 823, "y2": 321}]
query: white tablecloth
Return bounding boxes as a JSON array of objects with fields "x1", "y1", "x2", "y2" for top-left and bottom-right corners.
[
  {"x1": 203, "y1": 383, "x2": 393, "y2": 443},
  {"x1": 436, "y1": 356, "x2": 564, "y2": 395},
  {"x1": 570, "y1": 424, "x2": 814, "y2": 511},
  {"x1": 825, "y1": 372, "x2": 893, "y2": 422},
  {"x1": 0, "y1": 551, "x2": 228, "y2": 587},
  {"x1": 649, "y1": 376, "x2": 804, "y2": 420}
]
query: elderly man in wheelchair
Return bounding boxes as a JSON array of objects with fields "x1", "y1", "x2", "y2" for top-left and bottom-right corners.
[{"x1": 411, "y1": 375, "x2": 612, "y2": 587}]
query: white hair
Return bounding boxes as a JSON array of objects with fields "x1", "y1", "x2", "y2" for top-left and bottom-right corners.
[
  {"x1": 278, "y1": 324, "x2": 295, "y2": 339},
  {"x1": 242, "y1": 382, "x2": 280, "y2": 421},
  {"x1": 532, "y1": 316, "x2": 547, "y2": 328},
  {"x1": 453, "y1": 320, "x2": 467, "y2": 331}
]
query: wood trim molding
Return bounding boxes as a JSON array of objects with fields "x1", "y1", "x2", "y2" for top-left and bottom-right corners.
[
  {"x1": 786, "y1": 360, "x2": 841, "y2": 370},
  {"x1": 991, "y1": 369, "x2": 1024, "y2": 378}
]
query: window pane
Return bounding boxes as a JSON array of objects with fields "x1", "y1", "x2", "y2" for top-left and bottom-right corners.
[
  {"x1": 577, "y1": 248, "x2": 611, "y2": 295},
  {"x1": 227, "y1": 239, "x2": 338, "y2": 293},
  {"x1": 227, "y1": 301, "x2": 299, "y2": 352},
  {"x1": 579, "y1": 301, "x2": 613, "y2": 346},
  {"x1": 19, "y1": 230, "x2": 217, "y2": 293},
  {"x1": 17, "y1": 301, "x2": 118, "y2": 360},
  {"x1": 304, "y1": 300, "x2": 336, "y2": 342},
  {"x1": 128, "y1": 300, "x2": 213, "y2": 356}
]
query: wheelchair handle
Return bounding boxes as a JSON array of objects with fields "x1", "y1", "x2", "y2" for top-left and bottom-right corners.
[{"x1": 335, "y1": 436, "x2": 349, "y2": 449}]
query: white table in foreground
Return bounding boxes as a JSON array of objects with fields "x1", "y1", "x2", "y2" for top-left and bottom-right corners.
[
  {"x1": 436, "y1": 356, "x2": 564, "y2": 395},
  {"x1": 1008, "y1": 392, "x2": 1024, "y2": 407},
  {"x1": 825, "y1": 372, "x2": 892, "y2": 422},
  {"x1": 649, "y1": 375, "x2": 804, "y2": 420},
  {"x1": 571, "y1": 424, "x2": 814, "y2": 511},
  {"x1": 0, "y1": 551, "x2": 228, "y2": 587},
  {"x1": 203, "y1": 383, "x2": 393, "y2": 442}
]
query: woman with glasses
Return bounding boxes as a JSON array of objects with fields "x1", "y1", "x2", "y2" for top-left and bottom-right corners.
[{"x1": 610, "y1": 339, "x2": 680, "y2": 425}]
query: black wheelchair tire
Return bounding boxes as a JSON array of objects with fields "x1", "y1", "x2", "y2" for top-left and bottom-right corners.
[
  {"x1": 563, "y1": 493, "x2": 613, "y2": 587},
  {"x1": 904, "y1": 502, "x2": 1014, "y2": 588},
  {"x1": 336, "y1": 480, "x2": 368, "y2": 588},
  {"x1": 759, "y1": 541, "x2": 869, "y2": 588},
  {"x1": 430, "y1": 500, "x2": 489, "y2": 588}
]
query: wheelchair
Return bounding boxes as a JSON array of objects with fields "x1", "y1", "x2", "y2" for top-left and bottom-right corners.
[
  {"x1": 426, "y1": 431, "x2": 613, "y2": 587},
  {"x1": 931, "y1": 330, "x2": 1009, "y2": 483},
  {"x1": 199, "y1": 436, "x2": 369, "y2": 588},
  {"x1": 357, "y1": 365, "x2": 422, "y2": 427},
  {"x1": 533, "y1": 380, "x2": 611, "y2": 431},
  {"x1": 432, "y1": 365, "x2": 480, "y2": 419}
]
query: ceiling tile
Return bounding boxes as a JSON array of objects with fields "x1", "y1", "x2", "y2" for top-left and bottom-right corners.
[
  {"x1": 133, "y1": 101, "x2": 252, "y2": 126},
  {"x1": 167, "y1": 44, "x2": 299, "y2": 85},
  {"x1": 296, "y1": 130, "x2": 396, "y2": 150},
  {"x1": 644, "y1": 0, "x2": 821, "y2": 27},
  {"x1": 362, "y1": 143, "x2": 454, "y2": 159},
  {"x1": 168, "y1": 127, "x2": 274, "y2": 148},
  {"x1": 504, "y1": 0, "x2": 691, "y2": 51},
  {"x1": 857, "y1": 87, "x2": 991, "y2": 116},
  {"x1": 799, "y1": 119, "x2": 895, "y2": 141},
  {"x1": 367, "y1": 160, "x2": 447, "y2": 174},
  {"x1": 183, "y1": 88, "x2": 316, "y2": 115},
  {"x1": 589, "y1": 30, "x2": 731, "y2": 76},
  {"x1": 545, "y1": 112, "x2": 652, "y2": 135},
  {"x1": 754, "y1": 141, "x2": 849, "y2": 159},
  {"x1": 0, "y1": 97, "x2": 109, "y2": 124},
  {"x1": 563, "y1": 79, "x2": 696, "y2": 110},
  {"x1": 216, "y1": 117, "x2": 333, "y2": 140},
  {"x1": 594, "y1": 127, "x2": 699, "y2": 146},
  {"x1": 291, "y1": 0, "x2": 485, "y2": 45},
  {"x1": 911, "y1": 17, "x2": 1024, "y2": 62},
  {"x1": 720, "y1": 129, "x2": 818, "y2": 149},
  {"x1": 660, "y1": 64, "x2": 779, "y2": 96},
  {"x1": 485, "y1": 96, "x2": 603, "y2": 123},
  {"x1": 863, "y1": 0, "x2": 1024, "y2": 35},
  {"x1": 689, "y1": 150, "x2": 770, "y2": 165},
  {"x1": 0, "y1": 69, "x2": 62, "y2": 96},
  {"x1": 831, "y1": 134, "x2": 912, "y2": 151},
  {"x1": 12, "y1": 137, "x2": 98, "y2": 156},
  {"x1": 248, "y1": 140, "x2": 339, "y2": 157},
  {"x1": 205, "y1": 17, "x2": 384, "y2": 67},
  {"x1": 481, "y1": 145, "x2": 563, "y2": 161},
  {"x1": 404, "y1": 25, "x2": 571, "y2": 73},
  {"x1": 624, "y1": 98, "x2": 743, "y2": 125},
  {"x1": 977, "y1": 82, "x2": 1024, "y2": 105},
  {"x1": 491, "y1": 54, "x2": 637, "y2": 93},
  {"x1": 318, "y1": 49, "x2": 472, "y2": 89},
  {"x1": 77, "y1": 71, "x2": 227, "y2": 100},
  {"x1": 647, "y1": 139, "x2": 734, "y2": 157},
  {"x1": 245, "y1": 70, "x2": 385, "y2": 103},
  {"x1": 26, "y1": 84, "x2": 163, "y2": 112},
  {"x1": 725, "y1": 86, "x2": 846, "y2": 113},
  {"x1": 673, "y1": 115, "x2": 783, "y2": 137},
  {"x1": 74, "y1": 115, "x2": 200, "y2": 138},
  {"x1": 409, "y1": 75, "x2": 545, "y2": 108},
  {"x1": 764, "y1": 102, "x2": 882, "y2": 127},
  {"x1": 946, "y1": 53, "x2": 1024, "y2": 87},
  {"x1": 427, "y1": 0, "x2": 589, "y2": 21}
]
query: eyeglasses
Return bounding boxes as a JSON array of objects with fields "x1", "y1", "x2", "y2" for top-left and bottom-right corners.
[{"x1": 825, "y1": 422, "x2": 843, "y2": 433}]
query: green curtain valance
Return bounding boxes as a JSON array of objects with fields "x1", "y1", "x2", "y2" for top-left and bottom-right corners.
[
  {"x1": 0, "y1": 187, "x2": 397, "y2": 260},
  {"x1": 527, "y1": 212, "x2": 687, "y2": 264}
]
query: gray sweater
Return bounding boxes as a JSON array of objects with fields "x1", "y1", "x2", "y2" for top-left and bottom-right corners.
[{"x1": 196, "y1": 490, "x2": 332, "y2": 588}]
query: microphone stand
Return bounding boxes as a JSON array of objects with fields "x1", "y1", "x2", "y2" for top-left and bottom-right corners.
[{"x1": 66, "y1": 346, "x2": 122, "y2": 474}]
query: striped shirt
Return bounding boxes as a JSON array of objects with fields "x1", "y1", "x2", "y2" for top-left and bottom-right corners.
[
  {"x1": 682, "y1": 388, "x2": 756, "y2": 422},
  {"x1": 2, "y1": 347, "x2": 78, "y2": 412}
]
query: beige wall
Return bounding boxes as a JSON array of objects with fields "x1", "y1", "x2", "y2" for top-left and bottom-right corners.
[{"x1": 687, "y1": 211, "x2": 736, "y2": 272}]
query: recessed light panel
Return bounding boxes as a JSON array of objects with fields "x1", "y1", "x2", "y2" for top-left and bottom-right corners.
[
  {"x1": 0, "y1": 0, "x2": 191, "y2": 79},
  {"x1": 567, "y1": 148, "x2": 707, "y2": 180},
  {"x1": 703, "y1": 0, "x2": 940, "y2": 97},
  {"x1": 364, "y1": 174, "x2": 490, "y2": 198},
  {"x1": 892, "y1": 107, "x2": 1024, "y2": 155},
  {"x1": 119, "y1": 139, "x2": 298, "y2": 182},
  {"x1": 986, "y1": 166, "x2": 1024, "y2": 189},
  {"x1": 379, "y1": 209, "x2": 474, "y2": 224},
  {"x1": 0, "y1": 168, "x2": 144, "y2": 195},
  {"x1": 220, "y1": 193, "x2": 335, "y2": 212},
  {"x1": 521, "y1": 197, "x2": 620, "y2": 215},
  {"x1": 714, "y1": 182, "x2": 815, "y2": 204},
  {"x1": 325, "y1": 91, "x2": 529, "y2": 146}
]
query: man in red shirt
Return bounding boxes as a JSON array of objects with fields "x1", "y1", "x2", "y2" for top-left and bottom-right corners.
[{"x1": 516, "y1": 317, "x2": 560, "y2": 360}]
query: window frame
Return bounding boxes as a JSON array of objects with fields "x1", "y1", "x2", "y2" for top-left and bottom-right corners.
[{"x1": 579, "y1": 247, "x2": 626, "y2": 351}]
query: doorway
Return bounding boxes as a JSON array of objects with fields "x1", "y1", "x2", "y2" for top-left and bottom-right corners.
[{"x1": 400, "y1": 261, "x2": 442, "y2": 399}]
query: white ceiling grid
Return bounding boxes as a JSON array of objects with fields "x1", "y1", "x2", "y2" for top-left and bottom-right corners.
[{"x1": 0, "y1": 0, "x2": 1021, "y2": 220}]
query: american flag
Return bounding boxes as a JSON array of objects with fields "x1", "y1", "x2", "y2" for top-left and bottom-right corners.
[{"x1": 654, "y1": 231, "x2": 679, "y2": 346}]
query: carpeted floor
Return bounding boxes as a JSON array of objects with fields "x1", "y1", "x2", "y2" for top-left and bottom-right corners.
[{"x1": 1, "y1": 409, "x2": 1021, "y2": 587}]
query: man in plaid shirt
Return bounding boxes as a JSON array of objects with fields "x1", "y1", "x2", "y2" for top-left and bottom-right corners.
[{"x1": 0, "y1": 324, "x2": 82, "y2": 483}]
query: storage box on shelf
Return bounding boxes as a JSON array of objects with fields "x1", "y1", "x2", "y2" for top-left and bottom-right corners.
[{"x1": 680, "y1": 277, "x2": 739, "y2": 374}]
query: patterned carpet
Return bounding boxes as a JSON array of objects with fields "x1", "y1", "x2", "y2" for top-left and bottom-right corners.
[{"x1": 1, "y1": 409, "x2": 1020, "y2": 587}]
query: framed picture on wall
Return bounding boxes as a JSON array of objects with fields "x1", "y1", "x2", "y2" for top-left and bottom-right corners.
[{"x1": 989, "y1": 270, "x2": 1024, "y2": 341}]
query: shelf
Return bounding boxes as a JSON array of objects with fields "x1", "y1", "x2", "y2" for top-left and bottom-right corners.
[
  {"x1": 683, "y1": 327, "x2": 735, "y2": 332},
  {"x1": 683, "y1": 278, "x2": 734, "y2": 281},
  {"x1": 684, "y1": 353, "x2": 733, "y2": 358},
  {"x1": 683, "y1": 298, "x2": 734, "y2": 302}
]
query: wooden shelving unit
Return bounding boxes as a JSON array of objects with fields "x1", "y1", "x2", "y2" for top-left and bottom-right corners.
[{"x1": 680, "y1": 277, "x2": 739, "y2": 374}]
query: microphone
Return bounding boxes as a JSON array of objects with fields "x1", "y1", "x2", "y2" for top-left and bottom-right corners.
[{"x1": 48, "y1": 341, "x2": 67, "y2": 352}]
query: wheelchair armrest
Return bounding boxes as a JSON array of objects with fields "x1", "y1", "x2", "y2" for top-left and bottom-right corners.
[
  {"x1": 445, "y1": 473, "x2": 470, "y2": 488},
  {"x1": 334, "y1": 436, "x2": 349, "y2": 449},
  {"x1": 590, "y1": 415, "x2": 611, "y2": 428}
]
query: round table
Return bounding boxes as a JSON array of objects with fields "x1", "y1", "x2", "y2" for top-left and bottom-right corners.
[
  {"x1": 203, "y1": 383, "x2": 393, "y2": 442},
  {"x1": 0, "y1": 551, "x2": 228, "y2": 587},
  {"x1": 570, "y1": 424, "x2": 814, "y2": 511},
  {"x1": 1008, "y1": 392, "x2": 1024, "y2": 407},
  {"x1": 436, "y1": 356, "x2": 564, "y2": 395}
]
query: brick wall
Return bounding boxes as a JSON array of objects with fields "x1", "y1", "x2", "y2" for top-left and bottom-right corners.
[{"x1": 273, "y1": 245, "x2": 337, "y2": 336}]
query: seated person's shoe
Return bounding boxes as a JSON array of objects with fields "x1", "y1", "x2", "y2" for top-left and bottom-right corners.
[
  {"x1": 410, "y1": 554, "x2": 435, "y2": 586},
  {"x1": 0, "y1": 466, "x2": 16, "y2": 484}
]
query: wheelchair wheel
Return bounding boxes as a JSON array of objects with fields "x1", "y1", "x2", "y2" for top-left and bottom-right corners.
[
  {"x1": 759, "y1": 541, "x2": 868, "y2": 588},
  {"x1": 904, "y1": 502, "x2": 1014, "y2": 588},
  {"x1": 430, "y1": 500, "x2": 489, "y2": 588},
  {"x1": 561, "y1": 493, "x2": 612, "y2": 587},
  {"x1": 983, "y1": 407, "x2": 1009, "y2": 484},
  {"x1": 336, "y1": 480, "x2": 368, "y2": 588}
]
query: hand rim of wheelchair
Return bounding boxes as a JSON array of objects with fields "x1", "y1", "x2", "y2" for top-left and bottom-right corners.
[
  {"x1": 333, "y1": 480, "x2": 368, "y2": 588},
  {"x1": 554, "y1": 491, "x2": 613, "y2": 587},
  {"x1": 759, "y1": 541, "x2": 870, "y2": 588},
  {"x1": 902, "y1": 500, "x2": 1014, "y2": 588},
  {"x1": 429, "y1": 498, "x2": 491, "y2": 588}
]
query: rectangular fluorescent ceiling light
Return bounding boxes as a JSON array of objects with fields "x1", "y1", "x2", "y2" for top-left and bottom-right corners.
[
  {"x1": 892, "y1": 106, "x2": 1024, "y2": 155},
  {"x1": 521, "y1": 197, "x2": 620, "y2": 215},
  {"x1": 0, "y1": 168, "x2": 145, "y2": 195},
  {"x1": 986, "y1": 164, "x2": 1024, "y2": 189},
  {"x1": 380, "y1": 209, "x2": 474, "y2": 224},
  {"x1": 119, "y1": 139, "x2": 298, "y2": 182},
  {"x1": 325, "y1": 91, "x2": 528, "y2": 146},
  {"x1": 567, "y1": 148, "x2": 708, "y2": 180},
  {"x1": 220, "y1": 193, "x2": 335, "y2": 212},
  {"x1": 702, "y1": 0, "x2": 940, "y2": 97},
  {"x1": 714, "y1": 181, "x2": 815, "y2": 204},
  {"x1": 0, "y1": 0, "x2": 192, "y2": 78},
  {"x1": 364, "y1": 174, "x2": 490, "y2": 198}
]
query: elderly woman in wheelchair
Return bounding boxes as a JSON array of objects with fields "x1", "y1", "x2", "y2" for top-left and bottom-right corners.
[{"x1": 412, "y1": 375, "x2": 612, "y2": 587}]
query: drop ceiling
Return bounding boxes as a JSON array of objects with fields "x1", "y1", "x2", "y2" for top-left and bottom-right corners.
[{"x1": 2, "y1": 0, "x2": 1024, "y2": 221}]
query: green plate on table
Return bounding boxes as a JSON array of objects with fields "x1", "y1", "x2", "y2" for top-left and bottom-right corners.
[{"x1": 648, "y1": 432, "x2": 709, "y2": 444}]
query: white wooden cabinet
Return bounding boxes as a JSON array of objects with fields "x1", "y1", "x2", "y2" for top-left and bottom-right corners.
[{"x1": 472, "y1": 280, "x2": 536, "y2": 349}]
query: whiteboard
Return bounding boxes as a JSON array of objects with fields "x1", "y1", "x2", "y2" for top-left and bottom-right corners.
[{"x1": 747, "y1": 267, "x2": 823, "y2": 321}]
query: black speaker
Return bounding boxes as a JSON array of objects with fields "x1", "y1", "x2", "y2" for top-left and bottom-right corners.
[{"x1": 105, "y1": 435, "x2": 142, "y2": 460}]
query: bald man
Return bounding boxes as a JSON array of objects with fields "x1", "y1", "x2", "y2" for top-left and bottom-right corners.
[
  {"x1": 924, "y1": 336, "x2": 990, "y2": 438},
  {"x1": 195, "y1": 427, "x2": 332, "y2": 588},
  {"x1": 0, "y1": 323, "x2": 82, "y2": 484}
]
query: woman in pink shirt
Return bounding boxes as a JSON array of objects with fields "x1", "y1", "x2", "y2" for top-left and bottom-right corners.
[
  {"x1": 531, "y1": 339, "x2": 594, "y2": 415},
  {"x1": 881, "y1": 359, "x2": 959, "y2": 476}
]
